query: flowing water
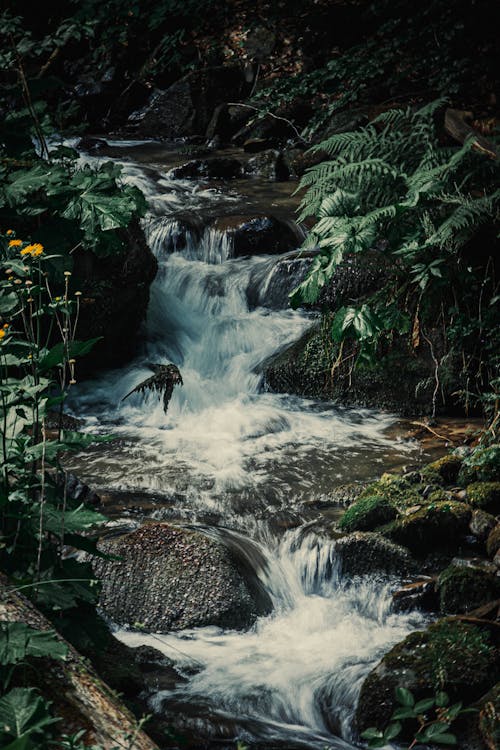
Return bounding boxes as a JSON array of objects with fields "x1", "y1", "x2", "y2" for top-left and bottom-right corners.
[{"x1": 67, "y1": 140, "x2": 432, "y2": 749}]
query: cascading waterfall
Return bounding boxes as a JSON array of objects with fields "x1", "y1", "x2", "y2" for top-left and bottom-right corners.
[{"x1": 67, "y1": 142, "x2": 429, "y2": 748}]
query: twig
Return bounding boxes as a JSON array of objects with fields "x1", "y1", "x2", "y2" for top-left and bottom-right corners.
[
  {"x1": 409, "y1": 420, "x2": 453, "y2": 443},
  {"x1": 226, "y1": 101, "x2": 310, "y2": 144}
]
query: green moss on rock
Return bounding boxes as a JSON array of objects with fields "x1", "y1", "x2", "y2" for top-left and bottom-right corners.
[
  {"x1": 334, "y1": 531, "x2": 415, "y2": 577},
  {"x1": 355, "y1": 620, "x2": 499, "y2": 732},
  {"x1": 437, "y1": 564, "x2": 500, "y2": 614},
  {"x1": 359, "y1": 473, "x2": 421, "y2": 510},
  {"x1": 422, "y1": 454, "x2": 463, "y2": 484},
  {"x1": 466, "y1": 482, "x2": 500, "y2": 514},
  {"x1": 338, "y1": 495, "x2": 397, "y2": 532},
  {"x1": 385, "y1": 501, "x2": 472, "y2": 554}
]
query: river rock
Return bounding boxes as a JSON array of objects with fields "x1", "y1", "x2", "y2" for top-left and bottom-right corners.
[
  {"x1": 92, "y1": 523, "x2": 272, "y2": 632},
  {"x1": 74, "y1": 220, "x2": 157, "y2": 371},
  {"x1": 355, "y1": 619, "x2": 500, "y2": 734},
  {"x1": 212, "y1": 214, "x2": 301, "y2": 257},
  {"x1": 437, "y1": 563, "x2": 500, "y2": 613},
  {"x1": 486, "y1": 524, "x2": 500, "y2": 558},
  {"x1": 335, "y1": 531, "x2": 414, "y2": 577},
  {"x1": 386, "y1": 501, "x2": 472, "y2": 554},
  {"x1": 466, "y1": 481, "x2": 500, "y2": 514},
  {"x1": 170, "y1": 157, "x2": 244, "y2": 180},
  {"x1": 245, "y1": 149, "x2": 290, "y2": 181},
  {"x1": 128, "y1": 65, "x2": 245, "y2": 138},
  {"x1": 205, "y1": 103, "x2": 252, "y2": 142},
  {"x1": 248, "y1": 253, "x2": 311, "y2": 309},
  {"x1": 469, "y1": 508, "x2": 497, "y2": 541}
]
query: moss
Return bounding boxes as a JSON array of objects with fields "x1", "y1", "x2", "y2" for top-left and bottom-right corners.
[
  {"x1": 437, "y1": 564, "x2": 500, "y2": 614},
  {"x1": 338, "y1": 495, "x2": 397, "y2": 532},
  {"x1": 466, "y1": 481, "x2": 500, "y2": 514},
  {"x1": 486, "y1": 524, "x2": 500, "y2": 558},
  {"x1": 458, "y1": 444, "x2": 500, "y2": 485},
  {"x1": 478, "y1": 682, "x2": 500, "y2": 750},
  {"x1": 428, "y1": 489, "x2": 455, "y2": 503},
  {"x1": 356, "y1": 620, "x2": 499, "y2": 732},
  {"x1": 359, "y1": 473, "x2": 421, "y2": 510},
  {"x1": 422, "y1": 454, "x2": 463, "y2": 484},
  {"x1": 386, "y1": 500, "x2": 472, "y2": 554}
]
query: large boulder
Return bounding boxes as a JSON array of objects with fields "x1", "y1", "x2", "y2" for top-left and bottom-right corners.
[
  {"x1": 334, "y1": 531, "x2": 415, "y2": 577},
  {"x1": 385, "y1": 501, "x2": 472, "y2": 555},
  {"x1": 355, "y1": 619, "x2": 500, "y2": 734},
  {"x1": 128, "y1": 66, "x2": 246, "y2": 138},
  {"x1": 92, "y1": 523, "x2": 272, "y2": 632},
  {"x1": 437, "y1": 563, "x2": 500, "y2": 613},
  {"x1": 73, "y1": 220, "x2": 157, "y2": 372},
  {"x1": 212, "y1": 214, "x2": 301, "y2": 257},
  {"x1": 170, "y1": 156, "x2": 244, "y2": 180}
]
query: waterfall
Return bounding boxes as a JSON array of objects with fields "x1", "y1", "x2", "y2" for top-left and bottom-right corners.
[{"x1": 67, "y1": 140, "x2": 427, "y2": 749}]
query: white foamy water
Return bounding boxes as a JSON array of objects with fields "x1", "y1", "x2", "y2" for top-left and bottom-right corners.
[{"x1": 66, "y1": 142, "x2": 426, "y2": 748}]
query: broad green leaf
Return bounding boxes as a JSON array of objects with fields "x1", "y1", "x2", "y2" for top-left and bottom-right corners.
[
  {"x1": 0, "y1": 622, "x2": 67, "y2": 665},
  {"x1": 429, "y1": 733, "x2": 457, "y2": 745},
  {"x1": 414, "y1": 698, "x2": 435, "y2": 714},
  {"x1": 391, "y1": 706, "x2": 416, "y2": 720},
  {"x1": 395, "y1": 686, "x2": 415, "y2": 707},
  {"x1": 423, "y1": 722, "x2": 452, "y2": 738},
  {"x1": 39, "y1": 337, "x2": 101, "y2": 371},
  {"x1": 383, "y1": 721, "x2": 402, "y2": 741},
  {"x1": 360, "y1": 728, "x2": 383, "y2": 740},
  {"x1": 0, "y1": 688, "x2": 58, "y2": 740},
  {"x1": 41, "y1": 504, "x2": 106, "y2": 536}
]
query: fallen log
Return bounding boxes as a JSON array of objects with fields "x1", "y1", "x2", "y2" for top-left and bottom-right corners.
[
  {"x1": 0, "y1": 573, "x2": 159, "y2": 750},
  {"x1": 445, "y1": 108, "x2": 497, "y2": 159}
]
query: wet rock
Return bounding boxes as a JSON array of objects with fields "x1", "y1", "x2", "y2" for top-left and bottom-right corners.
[
  {"x1": 282, "y1": 145, "x2": 328, "y2": 177},
  {"x1": 487, "y1": 524, "x2": 500, "y2": 558},
  {"x1": 263, "y1": 324, "x2": 441, "y2": 415},
  {"x1": 245, "y1": 149, "x2": 290, "y2": 181},
  {"x1": 392, "y1": 577, "x2": 438, "y2": 613},
  {"x1": 170, "y1": 156, "x2": 244, "y2": 180},
  {"x1": 437, "y1": 563, "x2": 500, "y2": 613},
  {"x1": 233, "y1": 98, "x2": 313, "y2": 145},
  {"x1": 466, "y1": 482, "x2": 500, "y2": 514},
  {"x1": 128, "y1": 65, "x2": 245, "y2": 138},
  {"x1": 338, "y1": 495, "x2": 397, "y2": 533},
  {"x1": 74, "y1": 220, "x2": 157, "y2": 372},
  {"x1": 249, "y1": 253, "x2": 310, "y2": 309},
  {"x1": 212, "y1": 214, "x2": 301, "y2": 257},
  {"x1": 384, "y1": 501, "x2": 472, "y2": 555},
  {"x1": 243, "y1": 137, "x2": 280, "y2": 153},
  {"x1": 335, "y1": 531, "x2": 415, "y2": 577},
  {"x1": 469, "y1": 508, "x2": 497, "y2": 541},
  {"x1": 92, "y1": 523, "x2": 272, "y2": 632},
  {"x1": 422, "y1": 454, "x2": 463, "y2": 484},
  {"x1": 355, "y1": 619, "x2": 500, "y2": 733}
]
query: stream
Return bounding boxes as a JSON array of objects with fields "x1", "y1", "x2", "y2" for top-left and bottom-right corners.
[{"x1": 66, "y1": 140, "x2": 434, "y2": 749}]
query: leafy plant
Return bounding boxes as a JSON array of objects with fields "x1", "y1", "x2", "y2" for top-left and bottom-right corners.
[
  {"x1": 361, "y1": 688, "x2": 476, "y2": 748},
  {"x1": 290, "y1": 100, "x2": 499, "y2": 419}
]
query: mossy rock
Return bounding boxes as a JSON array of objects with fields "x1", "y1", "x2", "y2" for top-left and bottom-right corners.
[
  {"x1": 469, "y1": 508, "x2": 497, "y2": 542},
  {"x1": 437, "y1": 564, "x2": 500, "y2": 614},
  {"x1": 458, "y1": 444, "x2": 500, "y2": 485},
  {"x1": 355, "y1": 620, "x2": 499, "y2": 732},
  {"x1": 466, "y1": 482, "x2": 500, "y2": 515},
  {"x1": 385, "y1": 501, "x2": 472, "y2": 554},
  {"x1": 422, "y1": 454, "x2": 463, "y2": 484},
  {"x1": 335, "y1": 531, "x2": 415, "y2": 577},
  {"x1": 359, "y1": 474, "x2": 422, "y2": 510},
  {"x1": 338, "y1": 495, "x2": 397, "y2": 533},
  {"x1": 478, "y1": 682, "x2": 500, "y2": 750},
  {"x1": 486, "y1": 524, "x2": 500, "y2": 558}
]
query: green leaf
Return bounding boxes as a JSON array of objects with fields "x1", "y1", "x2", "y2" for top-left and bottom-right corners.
[
  {"x1": 383, "y1": 721, "x2": 402, "y2": 741},
  {"x1": 39, "y1": 338, "x2": 101, "y2": 371},
  {"x1": 391, "y1": 706, "x2": 416, "y2": 720},
  {"x1": 423, "y1": 722, "x2": 452, "y2": 738},
  {"x1": 395, "y1": 686, "x2": 415, "y2": 707},
  {"x1": 0, "y1": 687, "x2": 58, "y2": 740},
  {"x1": 42, "y1": 504, "x2": 106, "y2": 536},
  {"x1": 429, "y1": 733, "x2": 457, "y2": 745},
  {"x1": 0, "y1": 292, "x2": 18, "y2": 315},
  {"x1": 414, "y1": 698, "x2": 435, "y2": 714},
  {"x1": 0, "y1": 622, "x2": 67, "y2": 665},
  {"x1": 360, "y1": 728, "x2": 383, "y2": 740}
]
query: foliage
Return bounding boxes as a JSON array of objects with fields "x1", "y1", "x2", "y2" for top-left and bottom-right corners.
[
  {"x1": 290, "y1": 101, "x2": 499, "y2": 419},
  {"x1": 361, "y1": 688, "x2": 476, "y2": 748},
  {"x1": 251, "y1": 0, "x2": 497, "y2": 140}
]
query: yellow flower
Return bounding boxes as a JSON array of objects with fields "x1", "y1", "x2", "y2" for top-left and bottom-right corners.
[
  {"x1": 0, "y1": 331, "x2": 5, "y2": 340},
  {"x1": 21, "y1": 243, "x2": 44, "y2": 257},
  {"x1": 6, "y1": 230, "x2": 14, "y2": 236},
  {"x1": 8, "y1": 239, "x2": 22, "y2": 248}
]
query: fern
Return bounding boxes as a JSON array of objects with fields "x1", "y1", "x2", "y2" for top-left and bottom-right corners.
[{"x1": 290, "y1": 100, "x2": 500, "y2": 382}]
